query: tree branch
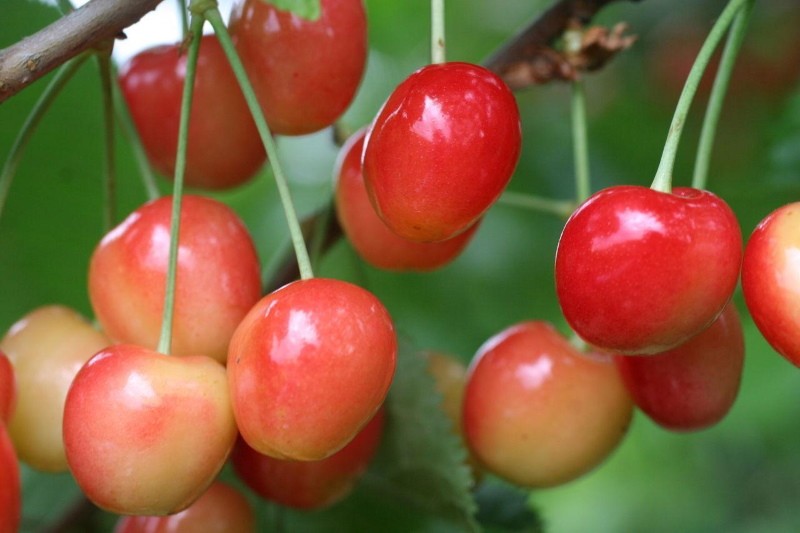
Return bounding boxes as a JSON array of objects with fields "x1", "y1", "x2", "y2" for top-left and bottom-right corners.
[{"x1": 0, "y1": 0, "x2": 163, "y2": 103}]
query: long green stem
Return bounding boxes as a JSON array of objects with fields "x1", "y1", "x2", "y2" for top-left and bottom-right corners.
[
  {"x1": 692, "y1": 0, "x2": 755, "y2": 190},
  {"x1": 204, "y1": 6, "x2": 314, "y2": 280},
  {"x1": 0, "y1": 53, "x2": 90, "y2": 222},
  {"x1": 177, "y1": 0, "x2": 189, "y2": 38},
  {"x1": 571, "y1": 78, "x2": 591, "y2": 203},
  {"x1": 431, "y1": 0, "x2": 446, "y2": 64},
  {"x1": 650, "y1": 0, "x2": 748, "y2": 193},
  {"x1": 113, "y1": 80, "x2": 160, "y2": 200},
  {"x1": 497, "y1": 191, "x2": 575, "y2": 219},
  {"x1": 97, "y1": 49, "x2": 117, "y2": 232},
  {"x1": 156, "y1": 14, "x2": 205, "y2": 355}
]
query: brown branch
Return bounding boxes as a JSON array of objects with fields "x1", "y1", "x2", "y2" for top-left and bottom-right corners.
[{"x1": 0, "y1": 0, "x2": 163, "y2": 103}]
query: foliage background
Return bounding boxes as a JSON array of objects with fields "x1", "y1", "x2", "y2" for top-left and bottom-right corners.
[{"x1": 1, "y1": 0, "x2": 800, "y2": 531}]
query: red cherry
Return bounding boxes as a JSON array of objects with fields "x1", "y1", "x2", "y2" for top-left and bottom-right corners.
[
  {"x1": 742, "y1": 201, "x2": 800, "y2": 366},
  {"x1": 463, "y1": 321, "x2": 633, "y2": 488},
  {"x1": 113, "y1": 481, "x2": 255, "y2": 533},
  {"x1": 0, "y1": 424, "x2": 20, "y2": 533},
  {"x1": 119, "y1": 34, "x2": 266, "y2": 189},
  {"x1": 335, "y1": 128, "x2": 478, "y2": 271},
  {"x1": 227, "y1": 277, "x2": 396, "y2": 461},
  {"x1": 63, "y1": 344, "x2": 237, "y2": 515},
  {"x1": 0, "y1": 351, "x2": 14, "y2": 424},
  {"x1": 229, "y1": 0, "x2": 367, "y2": 135},
  {"x1": 88, "y1": 195, "x2": 262, "y2": 364},
  {"x1": 362, "y1": 62, "x2": 521, "y2": 242},
  {"x1": 555, "y1": 185, "x2": 742, "y2": 354},
  {"x1": 614, "y1": 302, "x2": 744, "y2": 431},
  {"x1": 232, "y1": 407, "x2": 384, "y2": 510}
]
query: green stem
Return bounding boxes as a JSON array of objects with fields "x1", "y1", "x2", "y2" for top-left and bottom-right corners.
[
  {"x1": 97, "y1": 49, "x2": 117, "y2": 232},
  {"x1": 156, "y1": 14, "x2": 205, "y2": 356},
  {"x1": 0, "y1": 53, "x2": 90, "y2": 222},
  {"x1": 204, "y1": 5, "x2": 314, "y2": 280},
  {"x1": 692, "y1": 0, "x2": 754, "y2": 190},
  {"x1": 431, "y1": 0, "x2": 446, "y2": 64},
  {"x1": 113, "y1": 79, "x2": 161, "y2": 200},
  {"x1": 497, "y1": 191, "x2": 575, "y2": 219},
  {"x1": 177, "y1": 0, "x2": 189, "y2": 38},
  {"x1": 650, "y1": 0, "x2": 748, "y2": 193},
  {"x1": 571, "y1": 78, "x2": 591, "y2": 203}
]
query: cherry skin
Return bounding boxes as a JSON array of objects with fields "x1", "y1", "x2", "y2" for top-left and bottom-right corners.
[
  {"x1": 0, "y1": 424, "x2": 20, "y2": 533},
  {"x1": 614, "y1": 302, "x2": 745, "y2": 431},
  {"x1": 88, "y1": 195, "x2": 262, "y2": 364},
  {"x1": 555, "y1": 185, "x2": 742, "y2": 354},
  {"x1": 0, "y1": 305, "x2": 110, "y2": 472},
  {"x1": 462, "y1": 321, "x2": 633, "y2": 488},
  {"x1": 742, "y1": 202, "x2": 800, "y2": 366},
  {"x1": 119, "y1": 34, "x2": 266, "y2": 189},
  {"x1": 228, "y1": 0, "x2": 367, "y2": 135},
  {"x1": 362, "y1": 61, "x2": 521, "y2": 242},
  {"x1": 232, "y1": 407, "x2": 385, "y2": 510},
  {"x1": 227, "y1": 277, "x2": 396, "y2": 461},
  {"x1": 113, "y1": 481, "x2": 255, "y2": 533},
  {"x1": 63, "y1": 344, "x2": 238, "y2": 515},
  {"x1": 335, "y1": 128, "x2": 478, "y2": 271},
  {"x1": 0, "y1": 350, "x2": 14, "y2": 424}
]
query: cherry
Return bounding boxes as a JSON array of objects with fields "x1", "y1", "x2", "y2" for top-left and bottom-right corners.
[
  {"x1": 0, "y1": 351, "x2": 14, "y2": 424},
  {"x1": 462, "y1": 321, "x2": 633, "y2": 488},
  {"x1": 555, "y1": 185, "x2": 742, "y2": 354},
  {"x1": 0, "y1": 305, "x2": 110, "y2": 472},
  {"x1": 119, "y1": 34, "x2": 266, "y2": 189},
  {"x1": 0, "y1": 424, "x2": 20, "y2": 533},
  {"x1": 63, "y1": 344, "x2": 237, "y2": 515},
  {"x1": 614, "y1": 302, "x2": 744, "y2": 431},
  {"x1": 227, "y1": 277, "x2": 396, "y2": 461},
  {"x1": 113, "y1": 481, "x2": 255, "y2": 533},
  {"x1": 362, "y1": 61, "x2": 521, "y2": 242},
  {"x1": 232, "y1": 407, "x2": 385, "y2": 510},
  {"x1": 228, "y1": 0, "x2": 367, "y2": 135},
  {"x1": 88, "y1": 195, "x2": 262, "y2": 364},
  {"x1": 742, "y1": 201, "x2": 800, "y2": 366},
  {"x1": 335, "y1": 128, "x2": 478, "y2": 271}
]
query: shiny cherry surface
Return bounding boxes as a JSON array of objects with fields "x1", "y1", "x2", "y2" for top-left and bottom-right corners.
[
  {"x1": 63, "y1": 344, "x2": 237, "y2": 515},
  {"x1": 88, "y1": 195, "x2": 262, "y2": 364},
  {"x1": 0, "y1": 425, "x2": 20, "y2": 533},
  {"x1": 0, "y1": 351, "x2": 14, "y2": 424},
  {"x1": 119, "y1": 34, "x2": 265, "y2": 189},
  {"x1": 615, "y1": 303, "x2": 744, "y2": 431},
  {"x1": 232, "y1": 408, "x2": 384, "y2": 510},
  {"x1": 228, "y1": 278, "x2": 396, "y2": 461},
  {"x1": 463, "y1": 321, "x2": 633, "y2": 488},
  {"x1": 555, "y1": 185, "x2": 742, "y2": 354},
  {"x1": 229, "y1": 0, "x2": 367, "y2": 135},
  {"x1": 363, "y1": 62, "x2": 521, "y2": 242},
  {"x1": 335, "y1": 128, "x2": 478, "y2": 271},
  {"x1": 742, "y1": 202, "x2": 800, "y2": 366}
]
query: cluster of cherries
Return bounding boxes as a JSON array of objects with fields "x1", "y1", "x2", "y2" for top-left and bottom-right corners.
[{"x1": 3, "y1": 0, "x2": 800, "y2": 530}]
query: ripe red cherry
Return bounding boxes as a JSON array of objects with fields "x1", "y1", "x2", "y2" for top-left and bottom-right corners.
[
  {"x1": 228, "y1": 0, "x2": 367, "y2": 135},
  {"x1": 113, "y1": 481, "x2": 255, "y2": 533},
  {"x1": 228, "y1": 277, "x2": 396, "y2": 461},
  {"x1": 335, "y1": 128, "x2": 478, "y2": 271},
  {"x1": 88, "y1": 195, "x2": 262, "y2": 364},
  {"x1": 0, "y1": 424, "x2": 20, "y2": 533},
  {"x1": 119, "y1": 34, "x2": 266, "y2": 189},
  {"x1": 463, "y1": 322, "x2": 632, "y2": 488},
  {"x1": 742, "y1": 202, "x2": 800, "y2": 366},
  {"x1": 63, "y1": 344, "x2": 237, "y2": 515},
  {"x1": 614, "y1": 302, "x2": 744, "y2": 431},
  {"x1": 555, "y1": 185, "x2": 742, "y2": 354},
  {"x1": 0, "y1": 351, "x2": 14, "y2": 424},
  {"x1": 232, "y1": 407, "x2": 384, "y2": 510},
  {"x1": 362, "y1": 62, "x2": 521, "y2": 242}
]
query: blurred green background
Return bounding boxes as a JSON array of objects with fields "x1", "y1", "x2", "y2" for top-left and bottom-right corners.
[{"x1": 2, "y1": 0, "x2": 800, "y2": 531}]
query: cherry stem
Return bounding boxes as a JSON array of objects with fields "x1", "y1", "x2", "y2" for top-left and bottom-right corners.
[
  {"x1": 571, "y1": 78, "x2": 591, "y2": 204},
  {"x1": 96, "y1": 48, "x2": 117, "y2": 232},
  {"x1": 156, "y1": 14, "x2": 204, "y2": 356},
  {"x1": 0, "y1": 52, "x2": 90, "y2": 222},
  {"x1": 650, "y1": 0, "x2": 748, "y2": 193},
  {"x1": 692, "y1": 0, "x2": 754, "y2": 190},
  {"x1": 431, "y1": 0, "x2": 446, "y2": 64},
  {"x1": 204, "y1": 5, "x2": 314, "y2": 280},
  {"x1": 497, "y1": 191, "x2": 575, "y2": 219},
  {"x1": 112, "y1": 79, "x2": 160, "y2": 200},
  {"x1": 177, "y1": 0, "x2": 190, "y2": 38}
]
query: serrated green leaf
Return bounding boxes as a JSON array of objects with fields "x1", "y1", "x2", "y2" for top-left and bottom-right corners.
[
  {"x1": 261, "y1": 0, "x2": 321, "y2": 21},
  {"x1": 475, "y1": 480, "x2": 544, "y2": 533}
]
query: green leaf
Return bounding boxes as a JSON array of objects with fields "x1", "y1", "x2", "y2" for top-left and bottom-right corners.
[
  {"x1": 475, "y1": 480, "x2": 544, "y2": 533},
  {"x1": 767, "y1": 86, "x2": 800, "y2": 186},
  {"x1": 261, "y1": 0, "x2": 321, "y2": 21}
]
